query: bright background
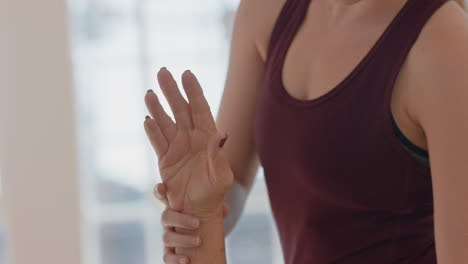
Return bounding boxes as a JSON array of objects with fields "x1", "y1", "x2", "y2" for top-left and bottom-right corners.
[
  {"x1": 3, "y1": 1, "x2": 467, "y2": 263},
  {"x1": 67, "y1": 0, "x2": 283, "y2": 263},
  {"x1": 0, "y1": 0, "x2": 283, "y2": 263}
]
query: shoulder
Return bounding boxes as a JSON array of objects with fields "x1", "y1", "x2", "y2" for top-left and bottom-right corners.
[
  {"x1": 412, "y1": 0, "x2": 468, "y2": 69},
  {"x1": 406, "y1": 4, "x2": 468, "y2": 258},
  {"x1": 236, "y1": 0, "x2": 288, "y2": 62},
  {"x1": 406, "y1": 0, "x2": 468, "y2": 126}
]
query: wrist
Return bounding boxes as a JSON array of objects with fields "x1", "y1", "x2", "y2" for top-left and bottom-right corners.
[
  {"x1": 175, "y1": 206, "x2": 227, "y2": 263},
  {"x1": 183, "y1": 202, "x2": 225, "y2": 220}
]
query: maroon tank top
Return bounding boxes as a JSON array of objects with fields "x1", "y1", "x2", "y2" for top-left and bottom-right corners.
[{"x1": 253, "y1": 0, "x2": 450, "y2": 263}]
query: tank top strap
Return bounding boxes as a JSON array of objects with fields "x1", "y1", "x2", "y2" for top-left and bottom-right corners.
[
  {"x1": 371, "y1": 0, "x2": 451, "y2": 116},
  {"x1": 266, "y1": 0, "x2": 311, "y2": 65}
]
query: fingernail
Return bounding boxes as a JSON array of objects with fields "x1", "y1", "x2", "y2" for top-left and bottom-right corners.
[
  {"x1": 193, "y1": 237, "x2": 201, "y2": 245},
  {"x1": 218, "y1": 133, "x2": 228, "y2": 148},
  {"x1": 179, "y1": 258, "x2": 188, "y2": 264},
  {"x1": 145, "y1": 115, "x2": 151, "y2": 120},
  {"x1": 160, "y1": 66, "x2": 166, "y2": 71},
  {"x1": 147, "y1": 89, "x2": 153, "y2": 93}
]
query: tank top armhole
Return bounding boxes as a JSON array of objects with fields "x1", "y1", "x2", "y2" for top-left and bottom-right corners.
[
  {"x1": 381, "y1": 0, "x2": 450, "y2": 173},
  {"x1": 390, "y1": 112, "x2": 430, "y2": 168},
  {"x1": 390, "y1": 112, "x2": 429, "y2": 158}
]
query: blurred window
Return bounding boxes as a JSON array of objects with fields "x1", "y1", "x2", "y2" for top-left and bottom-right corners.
[{"x1": 67, "y1": 0, "x2": 283, "y2": 263}]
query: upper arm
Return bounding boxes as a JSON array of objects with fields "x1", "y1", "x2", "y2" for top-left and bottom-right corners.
[
  {"x1": 216, "y1": 0, "x2": 283, "y2": 190},
  {"x1": 216, "y1": 0, "x2": 263, "y2": 190},
  {"x1": 410, "y1": 2, "x2": 468, "y2": 262}
]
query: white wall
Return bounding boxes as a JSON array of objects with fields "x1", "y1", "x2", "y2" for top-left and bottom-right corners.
[{"x1": 0, "y1": 1, "x2": 82, "y2": 264}]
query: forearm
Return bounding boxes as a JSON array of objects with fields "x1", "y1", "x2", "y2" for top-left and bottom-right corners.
[
  {"x1": 223, "y1": 179, "x2": 249, "y2": 236},
  {"x1": 166, "y1": 180, "x2": 247, "y2": 263},
  {"x1": 175, "y1": 206, "x2": 227, "y2": 264}
]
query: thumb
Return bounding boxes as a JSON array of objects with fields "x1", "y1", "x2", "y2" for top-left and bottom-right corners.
[{"x1": 207, "y1": 131, "x2": 232, "y2": 184}]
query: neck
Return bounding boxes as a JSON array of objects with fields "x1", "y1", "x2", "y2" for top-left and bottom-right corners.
[
  {"x1": 319, "y1": 0, "x2": 377, "y2": 24},
  {"x1": 325, "y1": 0, "x2": 372, "y2": 7},
  {"x1": 320, "y1": 0, "x2": 405, "y2": 23}
]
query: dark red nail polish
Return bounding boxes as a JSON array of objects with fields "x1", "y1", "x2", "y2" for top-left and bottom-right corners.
[
  {"x1": 218, "y1": 134, "x2": 228, "y2": 148},
  {"x1": 147, "y1": 89, "x2": 153, "y2": 93},
  {"x1": 145, "y1": 115, "x2": 151, "y2": 120}
]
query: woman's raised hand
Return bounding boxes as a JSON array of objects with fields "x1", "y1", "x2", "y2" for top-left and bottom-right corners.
[{"x1": 143, "y1": 68, "x2": 233, "y2": 217}]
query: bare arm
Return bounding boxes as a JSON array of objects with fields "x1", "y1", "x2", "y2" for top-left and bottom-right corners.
[
  {"x1": 149, "y1": 0, "x2": 289, "y2": 262},
  {"x1": 407, "y1": 3, "x2": 468, "y2": 262},
  {"x1": 205, "y1": 0, "x2": 288, "y2": 234},
  {"x1": 215, "y1": 0, "x2": 268, "y2": 233},
  {"x1": 170, "y1": 0, "x2": 267, "y2": 261}
]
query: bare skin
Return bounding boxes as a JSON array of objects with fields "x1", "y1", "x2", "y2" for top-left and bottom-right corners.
[
  {"x1": 145, "y1": 0, "x2": 468, "y2": 263},
  {"x1": 144, "y1": 68, "x2": 234, "y2": 264}
]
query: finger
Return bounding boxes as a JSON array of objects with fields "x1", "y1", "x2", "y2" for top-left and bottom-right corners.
[
  {"x1": 164, "y1": 246, "x2": 175, "y2": 254},
  {"x1": 153, "y1": 183, "x2": 169, "y2": 206},
  {"x1": 157, "y1": 68, "x2": 193, "y2": 130},
  {"x1": 181, "y1": 70, "x2": 216, "y2": 133},
  {"x1": 163, "y1": 250, "x2": 189, "y2": 264},
  {"x1": 144, "y1": 116, "x2": 169, "y2": 158},
  {"x1": 161, "y1": 208, "x2": 200, "y2": 230},
  {"x1": 163, "y1": 229, "x2": 201, "y2": 248},
  {"x1": 145, "y1": 89, "x2": 177, "y2": 142},
  {"x1": 164, "y1": 247, "x2": 175, "y2": 255}
]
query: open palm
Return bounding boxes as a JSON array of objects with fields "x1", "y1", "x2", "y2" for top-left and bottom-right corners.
[{"x1": 143, "y1": 68, "x2": 233, "y2": 216}]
